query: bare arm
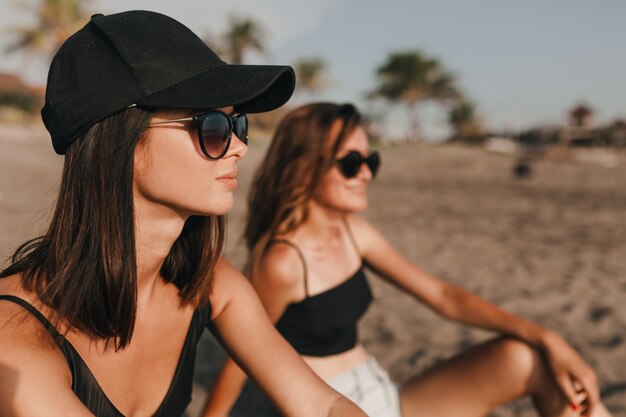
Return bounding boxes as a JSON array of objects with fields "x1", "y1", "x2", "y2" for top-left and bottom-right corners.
[
  {"x1": 206, "y1": 258, "x2": 365, "y2": 417},
  {"x1": 0, "y1": 304, "x2": 95, "y2": 417},
  {"x1": 351, "y1": 215, "x2": 600, "y2": 413},
  {"x1": 201, "y1": 356, "x2": 247, "y2": 417},
  {"x1": 202, "y1": 245, "x2": 304, "y2": 417}
]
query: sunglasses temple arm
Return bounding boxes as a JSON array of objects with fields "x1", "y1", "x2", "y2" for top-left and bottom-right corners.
[{"x1": 148, "y1": 117, "x2": 196, "y2": 125}]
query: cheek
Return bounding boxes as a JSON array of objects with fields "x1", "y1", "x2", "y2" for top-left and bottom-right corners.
[
  {"x1": 134, "y1": 139, "x2": 232, "y2": 215},
  {"x1": 313, "y1": 175, "x2": 369, "y2": 212}
]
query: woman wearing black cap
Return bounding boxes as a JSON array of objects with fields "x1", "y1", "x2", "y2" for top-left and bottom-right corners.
[
  {"x1": 202, "y1": 103, "x2": 614, "y2": 417},
  {"x1": 0, "y1": 12, "x2": 366, "y2": 417}
]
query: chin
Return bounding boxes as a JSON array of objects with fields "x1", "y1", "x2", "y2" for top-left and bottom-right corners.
[
  {"x1": 351, "y1": 197, "x2": 369, "y2": 211},
  {"x1": 341, "y1": 202, "x2": 368, "y2": 213},
  {"x1": 207, "y1": 202, "x2": 234, "y2": 216},
  {"x1": 188, "y1": 198, "x2": 234, "y2": 217}
]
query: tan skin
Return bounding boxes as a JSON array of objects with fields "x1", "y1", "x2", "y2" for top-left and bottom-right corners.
[
  {"x1": 0, "y1": 108, "x2": 366, "y2": 417},
  {"x1": 203, "y1": 125, "x2": 613, "y2": 417}
]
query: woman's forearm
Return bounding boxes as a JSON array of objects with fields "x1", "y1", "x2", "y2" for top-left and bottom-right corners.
[
  {"x1": 201, "y1": 357, "x2": 248, "y2": 417},
  {"x1": 439, "y1": 283, "x2": 548, "y2": 345}
]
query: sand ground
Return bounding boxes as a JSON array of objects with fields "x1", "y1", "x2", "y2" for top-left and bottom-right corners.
[{"x1": 1, "y1": 124, "x2": 624, "y2": 416}]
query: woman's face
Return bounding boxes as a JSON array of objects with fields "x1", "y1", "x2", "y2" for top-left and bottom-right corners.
[
  {"x1": 133, "y1": 106, "x2": 247, "y2": 218},
  {"x1": 312, "y1": 125, "x2": 373, "y2": 213}
]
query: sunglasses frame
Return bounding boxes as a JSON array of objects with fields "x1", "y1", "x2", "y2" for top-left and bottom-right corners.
[
  {"x1": 335, "y1": 150, "x2": 381, "y2": 179},
  {"x1": 148, "y1": 110, "x2": 248, "y2": 159}
]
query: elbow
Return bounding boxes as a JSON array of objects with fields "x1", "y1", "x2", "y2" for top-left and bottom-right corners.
[
  {"x1": 435, "y1": 283, "x2": 466, "y2": 320},
  {"x1": 326, "y1": 394, "x2": 366, "y2": 417}
]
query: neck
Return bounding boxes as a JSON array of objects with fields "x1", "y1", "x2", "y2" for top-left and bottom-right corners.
[
  {"x1": 133, "y1": 197, "x2": 187, "y2": 301},
  {"x1": 297, "y1": 199, "x2": 348, "y2": 243}
]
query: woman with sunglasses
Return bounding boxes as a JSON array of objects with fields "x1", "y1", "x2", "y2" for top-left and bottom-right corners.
[
  {"x1": 0, "y1": 12, "x2": 367, "y2": 417},
  {"x1": 202, "y1": 102, "x2": 613, "y2": 417}
]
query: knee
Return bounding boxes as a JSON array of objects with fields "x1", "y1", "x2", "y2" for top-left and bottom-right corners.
[{"x1": 491, "y1": 337, "x2": 541, "y2": 380}]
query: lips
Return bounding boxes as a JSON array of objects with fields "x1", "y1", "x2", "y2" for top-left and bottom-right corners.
[
  {"x1": 216, "y1": 169, "x2": 239, "y2": 190},
  {"x1": 346, "y1": 184, "x2": 368, "y2": 193},
  {"x1": 217, "y1": 169, "x2": 238, "y2": 180}
]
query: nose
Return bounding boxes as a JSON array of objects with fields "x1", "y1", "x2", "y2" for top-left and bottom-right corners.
[
  {"x1": 356, "y1": 161, "x2": 373, "y2": 181},
  {"x1": 225, "y1": 132, "x2": 248, "y2": 160}
]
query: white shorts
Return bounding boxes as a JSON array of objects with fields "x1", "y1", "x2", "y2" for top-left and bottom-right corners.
[
  {"x1": 325, "y1": 356, "x2": 402, "y2": 417},
  {"x1": 230, "y1": 355, "x2": 402, "y2": 417}
]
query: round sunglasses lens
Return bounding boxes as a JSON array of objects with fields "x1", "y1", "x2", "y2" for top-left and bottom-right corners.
[
  {"x1": 339, "y1": 152, "x2": 362, "y2": 178},
  {"x1": 234, "y1": 114, "x2": 248, "y2": 144},
  {"x1": 367, "y1": 152, "x2": 381, "y2": 177},
  {"x1": 200, "y1": 114, "x2": 230, "y2": 157}
]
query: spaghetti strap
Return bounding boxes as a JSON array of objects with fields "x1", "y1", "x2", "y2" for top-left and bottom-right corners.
[
  {"x1": 0, "y1": 295, "x2": 64, "y2": 342},
  {"x1": 342, "y1": 217, "x2": 361, "y2": 257},
  {"x1": 270, "y1": 239, "x2": 310, "y2": 297}
]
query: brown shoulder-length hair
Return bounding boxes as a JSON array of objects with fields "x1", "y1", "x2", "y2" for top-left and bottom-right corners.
[
  {"x1": 0, "y1": 107, "x2": 224, "y2": 349},
  {"x1": 245, "y1": 102, "x2": 361, "y2": 276}
]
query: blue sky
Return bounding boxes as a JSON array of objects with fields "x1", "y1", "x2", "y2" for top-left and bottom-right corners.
[{"x1": 1, "y1": 0, "x2": 625, "y2": 139}]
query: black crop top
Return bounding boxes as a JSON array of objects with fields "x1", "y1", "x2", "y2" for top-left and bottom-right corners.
[
  {"x1": 0, "y1": 294, "x2": 212, "y2": 417},
  {"x1": 273, "y1": 223, "x2": 373, "y2": 356}
]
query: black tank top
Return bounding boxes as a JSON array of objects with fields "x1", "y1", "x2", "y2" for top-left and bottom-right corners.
[
  {"x1": 0, "y1": 294, "x2": 212, "y2": 417},
  {"x1": 274, "y1": 221, "x2": 373, "y2": 356}
]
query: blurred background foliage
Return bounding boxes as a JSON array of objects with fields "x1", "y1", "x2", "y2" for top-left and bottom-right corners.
[{"x1": 1, "y1": 0, "x2": 624, "y2": 148}]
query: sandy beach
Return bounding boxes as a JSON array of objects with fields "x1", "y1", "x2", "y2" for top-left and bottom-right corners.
[{"x1": 1, "y1": 124, "x2": 624, "y2": 416}]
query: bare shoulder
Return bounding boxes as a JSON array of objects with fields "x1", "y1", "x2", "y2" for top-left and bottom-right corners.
[
  {"x1": 0, "y1": 277, "x2": 70, "y2": 377},
  {"x1": 0, "y1": 279, "x2": 82, "y2": 415},
  {"x1": 255, "y1": 240, "x2": 306, "y2": 291},
  {"x1": 208, "y1": 257, "x2": 247, "y2": 320},
  {"x1": 0, "y1": 301, "x2": 70, "y2": 373}
]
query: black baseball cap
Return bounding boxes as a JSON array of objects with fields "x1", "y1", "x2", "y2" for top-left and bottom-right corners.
[{"x1": 42, "y1": 10, "x2": 296, "y2": 154}]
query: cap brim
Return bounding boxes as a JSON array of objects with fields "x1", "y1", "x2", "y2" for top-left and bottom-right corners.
[{"x1": 137, "y1": 64, "x2": 295, "y2": 113}]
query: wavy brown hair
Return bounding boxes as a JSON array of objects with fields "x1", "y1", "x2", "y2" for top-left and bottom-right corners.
[
  {"x1": 245, "y1": 103, "x2": 361, "y2": 276},
  {"x1": 0, "y1": 107, "x2": 224, "y2": 349}
]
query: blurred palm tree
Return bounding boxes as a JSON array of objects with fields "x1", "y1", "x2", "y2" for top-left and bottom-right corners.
[
  {"x1": 207, "y1": 15, "x2": 274, "y2": 136},
  {"x1": 449, "y1": 98, "x2": 483, "y2": 140},
  {"x1": 222, "y1": 15, "x2": 266, "y2": 64},
  {"x1": 293, "y1": 57, "x2": 329, "y2": 97},
  {"x1": 5, "y1": 0, "x2": 92, "y2": 57},
  {"x1": 369, "y1": 50, "x2": 459, "y2": 141}
]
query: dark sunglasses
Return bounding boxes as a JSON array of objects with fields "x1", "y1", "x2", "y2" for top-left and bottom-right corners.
[
  {"x1": 335, "y1": 150, "x2": 381, "y2": 178},
  {"x1": 149, "y1": 110, "x2": 248, "y2": 159}
]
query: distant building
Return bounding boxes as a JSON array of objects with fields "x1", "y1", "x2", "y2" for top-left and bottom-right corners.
[
  {"x1": 449, "y1": 101, "x2": 625, "y2": 148},
  {"x1": 602, "y1": 119, "x2": 626, "y2": 147}
]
